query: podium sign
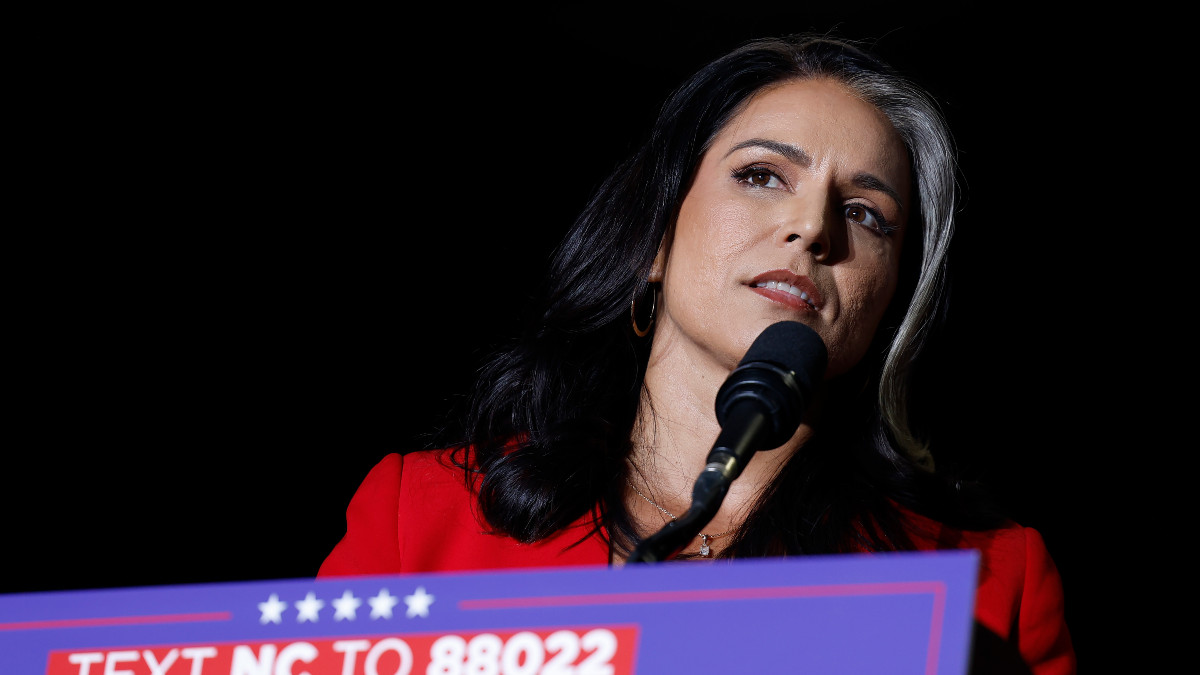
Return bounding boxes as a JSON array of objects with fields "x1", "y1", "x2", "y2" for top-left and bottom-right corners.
[{"x1": 1, "y1": 550, "x2": 979, "y2": 674}]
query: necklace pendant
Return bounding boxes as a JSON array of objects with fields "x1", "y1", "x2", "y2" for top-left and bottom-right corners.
[{"x1": 699, "y1": 535, "x2": 710, "y2": 557}]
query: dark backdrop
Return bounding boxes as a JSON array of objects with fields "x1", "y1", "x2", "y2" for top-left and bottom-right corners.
[{"x1": 9, "y1": 5, "x2": 1147, "y2": 669}]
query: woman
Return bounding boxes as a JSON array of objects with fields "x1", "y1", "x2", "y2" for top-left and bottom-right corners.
[{"x1": 320, "y1": 34, "x2": 1075, "y2": 674}]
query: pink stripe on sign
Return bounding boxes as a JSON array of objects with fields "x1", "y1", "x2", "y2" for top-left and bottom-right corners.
[
  {"x1": 458, "y1": 581, "x2": 943, "y2": 609},
  {"x1": 0, "y1": 611, "x2": 232, "y2": 631},
  {"x1": 926, "y1": 584, "x2": 947, "y2": 675},
  {"x1": 460, "y1": 581, "x2": 948, "y2": 675}
]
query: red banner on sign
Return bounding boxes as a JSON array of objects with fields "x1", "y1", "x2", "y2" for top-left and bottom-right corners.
[{"x1": 47, "y1": 625, "x2": 639, "y2": 675}]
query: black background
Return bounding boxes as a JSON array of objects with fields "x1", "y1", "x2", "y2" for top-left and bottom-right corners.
[{"x1": 8, "y1": 5, "x2": 1157, "y2": 669}]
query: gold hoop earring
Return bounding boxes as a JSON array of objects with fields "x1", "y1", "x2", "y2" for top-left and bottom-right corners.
[{"x1": 631, "y1": 287, "x2": 657, "y2": 337}]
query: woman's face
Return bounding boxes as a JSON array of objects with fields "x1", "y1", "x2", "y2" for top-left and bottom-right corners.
[{"x1": 651, "y1": 77, "x2": 911, "y2": 378}]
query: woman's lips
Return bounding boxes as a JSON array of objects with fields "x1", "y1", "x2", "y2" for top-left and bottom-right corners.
[{"x1": 749, "y1": 271, "x2": 823, "y2": 312}]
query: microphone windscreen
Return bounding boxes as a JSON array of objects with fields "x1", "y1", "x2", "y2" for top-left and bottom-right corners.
[
  {"x1": 713, "y1": 320, "x2": 829, "y2": 449},
  {"x1": 739, "y1": 321, "x2": 828, "y2": 397}
]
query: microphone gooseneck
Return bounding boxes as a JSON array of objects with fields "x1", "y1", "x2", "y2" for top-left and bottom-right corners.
[{"x1": 627, "y1": 320, "x2": 827, "y2": 564}]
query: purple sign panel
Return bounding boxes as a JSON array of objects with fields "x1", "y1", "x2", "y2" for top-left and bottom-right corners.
[{"x1": 1, "y1": 550, "x2": 979, "y2": 674}]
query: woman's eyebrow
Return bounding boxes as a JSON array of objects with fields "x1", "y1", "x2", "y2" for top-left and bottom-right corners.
[
  {"x1": 854, "y1": 173, "x2": 904, "y2": 211},
  {"x1": 725, "y1": 138, "x2": 811, "y2": 167}
]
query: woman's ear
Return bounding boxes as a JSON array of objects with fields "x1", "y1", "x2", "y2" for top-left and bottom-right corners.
[{"x1": 648, "y1": 239, "x2": 668, "y2": 282}]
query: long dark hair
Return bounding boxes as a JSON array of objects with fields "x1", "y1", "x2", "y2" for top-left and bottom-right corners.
[{"x1": 440, "y1": 34, "x2": 1005, "y2": 558}]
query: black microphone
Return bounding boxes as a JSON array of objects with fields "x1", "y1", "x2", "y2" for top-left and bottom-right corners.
[
  {"x1": 704, "y1": 320, "x2": 828, "y2": 484},
  {"x1": 627, "y1": 320, "x2": 827, "y2": 563}
]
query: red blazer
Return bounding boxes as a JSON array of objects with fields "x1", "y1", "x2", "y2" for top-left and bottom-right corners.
[{"x1": 320, "y1": 450, "x2": 1076, "y2": 675}]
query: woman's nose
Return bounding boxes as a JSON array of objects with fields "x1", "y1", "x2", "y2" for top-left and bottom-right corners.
[{"x1": 779, "y1": 199, "x2": 833, "y2": 262}]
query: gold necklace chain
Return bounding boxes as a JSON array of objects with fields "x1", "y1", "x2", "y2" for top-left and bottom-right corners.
[{"x1": 625, "y1": 477, "x2": 731, "y2": 557}]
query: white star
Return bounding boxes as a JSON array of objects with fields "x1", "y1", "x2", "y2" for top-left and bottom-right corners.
[
  {"x1": 404, "y1": 586, "x2": 435, "y2": 618},
  {"x1": 368, "y1": 588, "x2": 400, "y2": 619},
  {"x1": 331, "y1": 589, "x2": 362, "y2": 621},
  {"x1": 258, "y1": 593, "x2": 288, "y2": 625},
  {"x1": 295, "y1": 592, "x2": 324, "y2": 623}
]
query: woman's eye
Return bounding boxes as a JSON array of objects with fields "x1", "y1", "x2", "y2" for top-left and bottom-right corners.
[
  {"x1": 845, "y1": 204, "x2": 894, "y2": 235},
  {"x1": 733, "y1": 167, "x2": 785, "y2": 189}
]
